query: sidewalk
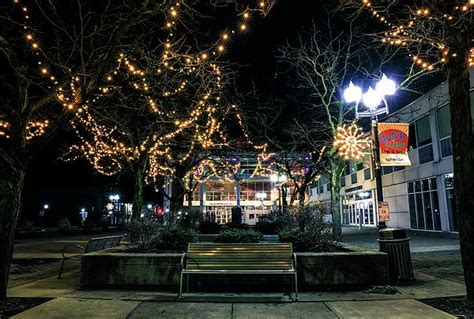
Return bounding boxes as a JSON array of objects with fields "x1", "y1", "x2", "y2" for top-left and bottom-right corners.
[
  {"x1": 7, "y1": 268, "x2": 464, "y2": 318},
  {"x1": 6, "y1": 229, "x2": 465, "y2": 318}
]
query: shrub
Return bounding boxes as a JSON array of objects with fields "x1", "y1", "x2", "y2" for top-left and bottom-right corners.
[
  {"x1": 156, "y1": 226, "x2": 198, "y2": 252},
  {"x1": 224, "y1": 222, "x2": 249, "y2": 230},
  {"x1": 279, "y1": 202, "x2": 338, "y2": 252},
  {"x1": 57, "y1": 218, "x2": 71, "y2": 231},
  {"x1": 198, "y1": 221, "x2": 221, "y2": 234},
  {"x1": 255, "y1": 221, "x2": 279, "y2": 235},
  {"x1": 127, "y1": 217, "x2": 162, "y2": 249},
  {"x1": 177, "y1": 208, "x2": 201, "y2": 229},
  {"x1": 214, "y1": 228, "x2": 263, "y2": 243},
  {"x1": 20, "y1": 219, "x2": 35, "y2": 232}
]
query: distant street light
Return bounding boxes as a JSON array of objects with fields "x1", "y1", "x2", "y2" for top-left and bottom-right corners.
[
  {"x1": 43, "y1": 204, "x2": 49, "y2": 210},
  {"x1": 147, "y1": 204, "x2": 153, "y2": 210}
]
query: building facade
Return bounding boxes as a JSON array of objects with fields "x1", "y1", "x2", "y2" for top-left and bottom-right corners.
[
  {"x1": 164, "y1": 158, "x2": 276, "y2": 224},
  {"x1": 311, "y1": 71, "x2": 474, "y2": 233}
]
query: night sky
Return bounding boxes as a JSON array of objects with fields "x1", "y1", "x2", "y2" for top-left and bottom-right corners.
[{"x1": 21, "y1": 0, "x2": 443, "y2": 224}]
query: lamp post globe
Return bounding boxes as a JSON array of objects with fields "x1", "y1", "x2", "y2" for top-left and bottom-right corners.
[
  {"x1": 375, "y1": 74, "x2": 396, "y2": 96},
  {"x1": 343, "y1": 81, "x2": 362, "y2": 104},
  {"x1": 362, "y1": 87, "x2": 382, "y2": 111}
]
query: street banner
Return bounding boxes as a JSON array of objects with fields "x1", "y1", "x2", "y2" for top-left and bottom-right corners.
[
  {"x1": 378, "y1": 201, "x2": 390, "y2": 222},
  {"x1": 378, "y1": 123, "x2": 412, "y2": 166}
]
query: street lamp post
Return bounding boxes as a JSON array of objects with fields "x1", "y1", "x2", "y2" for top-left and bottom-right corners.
[{"x1": 343, "y1": 74, "x2": 397, "y2": 229}]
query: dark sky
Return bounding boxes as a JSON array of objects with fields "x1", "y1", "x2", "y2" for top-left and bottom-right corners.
[{"x1": 22, "y1": 0, "x2": 443, "y2": 224}]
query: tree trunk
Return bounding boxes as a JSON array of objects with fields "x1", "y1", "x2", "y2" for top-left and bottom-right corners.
[
  {"x1": 446, "y1": 59, "x2": 474, "y2": 301},
  {"x1": 330, "y1": 160, "x2": 345, "y2": 240},
  {"x1": 131, "y1": 167, "x2": 145, "y2": 220},
  {"x1": 298, "y1": 185, "x2": 307, "y2": 210},
  {"x1": 187, "y1": 178, "x2": 193, "y2": 208},
  {"x1": 0, "y1": 164, "x2": 25, "y2": 305},
  {"x1": 170, "y1": 178, "x2": 185, "y2": 213}
]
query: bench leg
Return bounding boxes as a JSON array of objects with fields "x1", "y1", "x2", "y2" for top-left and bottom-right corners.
[
  {"x1": 186, "y1": 274, "x2": 189, "y2": 293},
  {"x1": 294, "y1": 272, "x2": 298, "y2": 302},
  {"x1": 179, "y1": 272, "x2": 184, "y2": 299},
  {"x1": 57, "y1": 258, "x2": 66, "y2": 279}
]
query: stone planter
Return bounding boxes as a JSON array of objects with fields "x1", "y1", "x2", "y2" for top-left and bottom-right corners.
[{"x1": 81, "y1": 243, "x2": 389, "y2": 290}]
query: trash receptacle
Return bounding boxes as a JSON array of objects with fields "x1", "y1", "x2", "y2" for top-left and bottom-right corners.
[{"x1": 378, "y1": 228, "x2": 415, "y2": 282}]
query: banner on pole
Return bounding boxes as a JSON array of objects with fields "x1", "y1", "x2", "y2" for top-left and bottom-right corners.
[{"x1": 378, "y1": 123, "x2": 412, "y2": 166}]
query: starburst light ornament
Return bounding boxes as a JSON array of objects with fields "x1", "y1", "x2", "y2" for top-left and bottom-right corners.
[{"x1": 334, "y1": 123, "x2": 370, "y2": 160}]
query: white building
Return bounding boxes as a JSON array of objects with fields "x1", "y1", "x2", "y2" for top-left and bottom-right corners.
[{"x1": 311, "y1": 71, "x2": 474, "y2": 233}]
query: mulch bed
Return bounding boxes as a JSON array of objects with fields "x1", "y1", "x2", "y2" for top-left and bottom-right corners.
[
  {"x1": 420, "y1": 296, "x2": 474, "y2": 318},
  {"x1": 0, "y1": 297, "x2": 53, "y2": 318}
]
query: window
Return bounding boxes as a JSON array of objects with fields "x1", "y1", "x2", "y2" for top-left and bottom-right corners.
[
  {"x1": 437, "y1": 104, "x2": 452, "y2": 157},
  {"x1": 414, "y1": 116, "x2": 434, "y2": 163},
  {"x1": 416, "y1": 116, "x2": 432, "y2": 146},
  {"x1": 344, "y1": 164, "x2": 350, "y2": 176},
  {"x1": 350, "y1": 162, "x2": 357, "y2": 184},
  {"x1": 340, "y1": 176, "x2": 346, "y2": 187},
  {"x1": 382, "y1": 166, "x2": 394, "y2": 175},
  {"x1": 407, "y1": 177, "x2": 441, "y2": 231},
  {"x1": 356, "y1": 161, "x2": 364, "y2": 171},
  {"x1": 364, "y1": 168, "x2": 371, "y2": 180},
  {"x1": 318, "y1": 178, "x2": 324, "y2": 194},
  {"x1": 351, "y1": 173, "x2": 357, "y2": 184}
]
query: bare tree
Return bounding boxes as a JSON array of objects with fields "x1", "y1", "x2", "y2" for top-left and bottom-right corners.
[
  {"x1": 0, "y1": 0, "x2": 190, "y2": 305},
  {"x1": 341, "y1": 0, "x2": 474, "y2": 302}
]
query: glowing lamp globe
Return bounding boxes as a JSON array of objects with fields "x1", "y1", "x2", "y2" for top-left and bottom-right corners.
[
  {"x1": 362, "y1": 87, "x2": 382, "y2": 111},
  {"x1": 343, "y1": 82, "x2": 362, "y2": 104},
  {"x1": 376, "y1": 74, "x2": 396, "y2": 96}
]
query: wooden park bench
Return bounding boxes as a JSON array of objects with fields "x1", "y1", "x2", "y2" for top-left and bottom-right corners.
[
  {"x1": 57, "y1": 234, "x2": 123, "y2": 279},
  {"x1": 179, "y1": 242, "x2": 298, "y2": 301}
]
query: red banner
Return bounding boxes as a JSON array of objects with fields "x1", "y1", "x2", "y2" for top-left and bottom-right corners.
[{"x1": 378, "y1": 123, "x2": 411, "y2": 166}]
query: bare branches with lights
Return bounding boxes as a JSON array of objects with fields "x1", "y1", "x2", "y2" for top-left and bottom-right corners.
[{"x1": 342, "y1": 0, "x2": 474, "y2": 71}]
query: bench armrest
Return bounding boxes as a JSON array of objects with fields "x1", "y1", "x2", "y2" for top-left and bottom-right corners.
[
  {"x1": 292, "y1": 253, "x2": 297, "y2": 270},
  {"x1": 181, "y1": 252, "x2": 187, "y2": 270},
  {"x1": 61, "y1": 244, "x2": 85, "y2": 259}
]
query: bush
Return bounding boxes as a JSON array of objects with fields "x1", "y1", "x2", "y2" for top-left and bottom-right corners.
[
  {"x1": 156, "y1": 226, "x2": 198, "y2": 252},
  {"x1": 176, "y1": 208, "x2": 201, "y2": 229},
  {"x1": 224, "y1": 222, "x2": 249, "y2": 230},
  {"x1": 255, "y1": 221, "x2": 279, "y2": 235},
  {"x1": 20, "y1": 219, "x2": 35, "y2": 232},
  {"x1": 214, "y1": 228, "x2": 263, "y2": 243},
  {"x1": 279, "y1": 202, "x2": 338, "y2": 252},
  {"x1": 57, "y1": 218, "x2": 71, "y2": 231},
  {"x1": 127, "y1": 217, "x2": 162, "y2": 249},
  {"x1": 198, "y1": 221, "x2": 221, "y2": 234}
]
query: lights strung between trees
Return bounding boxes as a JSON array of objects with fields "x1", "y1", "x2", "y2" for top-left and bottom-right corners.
[{"x1": 3, "y1": 0, "x2": 275, "y2": 144}]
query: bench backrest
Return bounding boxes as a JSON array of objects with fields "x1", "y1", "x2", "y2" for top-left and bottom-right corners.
[
  {"x1": 186, "y1": 243, "x2": 293, "y2": 271},
  {"x1": 84, "y1": 235, "x2": 123, "y2": 253}
]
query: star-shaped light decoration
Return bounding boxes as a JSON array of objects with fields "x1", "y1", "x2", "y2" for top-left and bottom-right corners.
[{"x1": 334, "y1": 123, "x2": 370, "y2": 160}]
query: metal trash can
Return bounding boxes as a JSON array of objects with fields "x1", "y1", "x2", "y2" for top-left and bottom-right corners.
[{"x1": 378, "y1": 228, "x2": 415, "y2": 282}]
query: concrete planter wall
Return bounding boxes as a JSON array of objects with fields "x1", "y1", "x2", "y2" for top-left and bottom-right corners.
[{"x1": 81, "y1": 243, "x2": 389, "y2": 290}]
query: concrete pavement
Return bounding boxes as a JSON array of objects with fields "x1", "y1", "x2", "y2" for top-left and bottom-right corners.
[{"x1": 5, "y1": 228, "x2": 465, "y2": 318}]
